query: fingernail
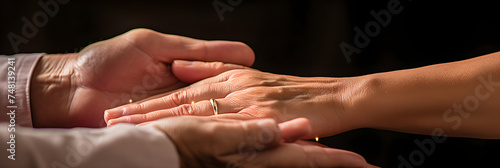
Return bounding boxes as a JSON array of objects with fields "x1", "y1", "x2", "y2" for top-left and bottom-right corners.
[
  {"x1": 105, "y1": 108, "x2": 125, "y2": 119},
  {"x1": 106, "y1": 118, "x2": 124, "y2": 127},
  {"x1": 106, "y1": 120, "x2": 114, "y2": 127},
  {"x1": 173, "y1": 60, "x2": 194, "y2": 66}
]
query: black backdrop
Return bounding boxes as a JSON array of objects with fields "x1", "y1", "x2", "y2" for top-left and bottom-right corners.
[{"x1": 1, "y1": 0, "x2": 499, "y2": 167}]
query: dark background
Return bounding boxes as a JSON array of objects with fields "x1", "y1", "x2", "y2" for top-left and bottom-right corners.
[{"x1": 1, "y1": 0, "x2": 499, "y2": 167}]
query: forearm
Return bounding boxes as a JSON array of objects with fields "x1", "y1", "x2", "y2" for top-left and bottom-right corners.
[{"x1": 350, "y1": 51, "x2": 500, "y2": 139}]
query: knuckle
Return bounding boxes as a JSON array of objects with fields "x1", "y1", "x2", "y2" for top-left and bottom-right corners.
[
  {"x1": 143, "y1": 113, "x2": 156, "y2": 121},
  {"x1": 209, "y1": 61, "x2": 225, "y2": 70},
  {"x1": 126, "y1": 28, "x2": 154, "y2": 37},
  {"x1": 124, "y1": 28, "x2": 156, "y2": 43},
  {"x1": 271, "y1": 86, "x2": 285, "y2": 96},
  {"x1": 170, "y1": 109, "x2": 183, "y2": 117},
  {"x1": 122, "y1": 103, "x2": 146, "y2": 115},
  {"x1": 227, "y1": 69, "x2": 248, "y2": 78},
  {"x1": 220, "y1": 69, "x2": 258, "y2": 82},
  {"x1": 173, "y1": 104, "x2": 194, "y2": 116},
  {"x1": 137, "y1": 103, "x2": 148, "y2": 112},
  {"x1": 204, "y1": 83, "x2": 214, "y2": 94},
  {"x1": 164, "y1": 91, "x2": 188, "y2": 107}
]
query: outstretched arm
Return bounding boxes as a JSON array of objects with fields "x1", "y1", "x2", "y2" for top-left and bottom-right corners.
[{"x1": 106, "y1": 51, "x2": 500, "y2": 139}]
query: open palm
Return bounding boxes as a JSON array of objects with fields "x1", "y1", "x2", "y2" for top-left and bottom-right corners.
[{"x1": 53, "y1": 29, "x2": 254, "y2": 127}]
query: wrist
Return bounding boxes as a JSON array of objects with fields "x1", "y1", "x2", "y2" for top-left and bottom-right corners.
[
  {"x1": 300, "y1": 76, "x2": 373, "y2": 136},
  {"x1": 337, "y1": 74, "x2": 383, "y2": 132},
  {"x1": 30, "y1": 53, "x2": 78, "y2": 127}
]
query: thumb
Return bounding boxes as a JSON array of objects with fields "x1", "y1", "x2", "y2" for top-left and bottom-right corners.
[
  {"x1": 278, "y1": 118, "x2": 313, "y2": 143},
  {"x1": 172, "y1": 60, "x2": 249, "y2": 83}
]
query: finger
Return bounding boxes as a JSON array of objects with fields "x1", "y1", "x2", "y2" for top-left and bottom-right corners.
[
  {"x1": 172, "y1": 60, "x2": 248, "y2": 83},
  {"x1": 123, "y1": 28, "x2": 255, "y2": 66},
  {"x1": 246, "y1": 144, "x2": 374, "y2": 168},
  {"x1": 278, "y1": 118, "x2": 312, "y2": 143},
  {"x1": 212, "y1": 114, "x2": 317, "y2": 142},
  {"x1": 104, "y1": 82, "x2": 228, "y2": 121},
  {"x1": 149, "y1": 116, "x2": 282, "y2": 161},
  {"x1": 106, "y1": 98, "x2": 243, "y2": 126},
  {"x1": 218, "y1": 118, "x2": 282, "y2": 154},
  {"x1": 114, "y1": 64, "x2": 254, "y2": 105},
  {"x1": 107, "y1": 101, "x2": 213, "y2": 126},
  {"x1": 214, "y1": 118, "x2": 313, "y2": 153},
  {"x1": 212, "y1": 117, "x2": 314, "y2": 143},
  {"x1": 104, "y1": 81, "x2": 240, "y2": 122}
]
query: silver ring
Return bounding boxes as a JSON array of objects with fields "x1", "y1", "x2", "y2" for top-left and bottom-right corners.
[{"x1": 210, "y1": 99, "x2": 219, "y2": 115}]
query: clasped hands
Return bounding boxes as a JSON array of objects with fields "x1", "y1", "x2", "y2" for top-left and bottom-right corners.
[{"x1": 32, "y1": 28, "x2": 376, "y2": 167}]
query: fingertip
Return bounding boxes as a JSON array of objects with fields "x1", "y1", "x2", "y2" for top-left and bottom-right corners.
[
  {"x1": 104, "y1": 108, "x2": 124, "y2": 121},
  {"x1": 206, "y1": 41, "x2": 255, "y2": 67},
  {"x1": 103, "y1": 111, "x2": 111, "y2": 124},
  {"x1": 106, "y1": 120, "x2": 114, "y2": 127},
  {"x1": 231, "y1": 41, "x2": 255, "y2": 66},
  {"x1": 106, "y1": 117, "x2": 125, "y2": 127},
  {"x1": 278, "y1": 118, "x2": 312, "y2": 143}
]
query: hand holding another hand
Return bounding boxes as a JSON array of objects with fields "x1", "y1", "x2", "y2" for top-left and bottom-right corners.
[
  {"x1": 30, "y1": 28, "x2": 254, "y2": 128},
  {"x1": 106, "y1": 67, "x2": 370, "y2": 138},
  {"x1": 146, "y1": 116, "x2": 375, "y2": 168}
]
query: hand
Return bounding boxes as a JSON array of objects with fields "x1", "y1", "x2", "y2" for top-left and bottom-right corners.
[
  {"x1": 105, "y1": 67, "x2": 370, "y2": 138},
  {"x1": 145, "y1": 116, "x2": 376, "y2": 168},
  {"x1": 30, "y1": 29, "x2": 254, "y2": 128}
]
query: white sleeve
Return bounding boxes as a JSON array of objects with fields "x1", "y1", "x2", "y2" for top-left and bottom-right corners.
[{"x1": 0, "y1": 123, "x2": 180, "y2": 168}]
